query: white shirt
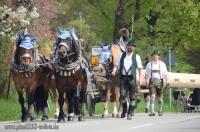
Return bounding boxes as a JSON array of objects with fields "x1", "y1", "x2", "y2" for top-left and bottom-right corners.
[
  {"x1": 115, "y1": 52, "x2": 143, "y2": 75},
  {"x1": 145, "y1": 61, "x2": 168, "y2": 79}
]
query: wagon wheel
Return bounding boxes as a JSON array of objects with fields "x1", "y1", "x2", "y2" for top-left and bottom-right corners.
[{"x1": 86, "y1": 94, "x2": 96, "y2": 116}]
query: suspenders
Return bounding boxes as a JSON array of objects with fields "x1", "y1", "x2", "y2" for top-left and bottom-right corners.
[
  {"x1": 123, "y1": 64, "x2": 132, "y2": 76},
  {"x1": 151, "y1": 61, "x2": 161, "y2": 79}
]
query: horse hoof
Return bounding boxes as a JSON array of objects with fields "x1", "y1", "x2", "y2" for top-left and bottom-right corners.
[
  {"x1": 112, "y1": 113, "x2": 117, "y2": 118},
  {"x1": 25, "y1": 116, "x2": 32, "y2": 122},
  {"x1": 67, "y1": 116, "x2": 74, "y2": 121},
  {"x1": 54, "y1": 115, "x2": 58, "y2": 119},
  {"x1": 32, "y1": 116, "x2": 37, "y2": 120},
  {"x1": 57, "y1": 118, "x2": 65, "y2": 123},
  {"x1": 117, "y1": 114, "x2": 121, "y2": 118},
  {"x1": 41, "y1": 116, "x2": 48, "y2": 121},
  {"x1": 78, "y1": 116, "x2": 85, "y2": 121},
  {"x1": 64, "y1": 113, "x2": 67, "y2": 117},
  {"x1": 102, "y1": 114, "x2": 107, "y2": 118}
]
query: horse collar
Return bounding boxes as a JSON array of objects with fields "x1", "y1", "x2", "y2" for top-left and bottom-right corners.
[{"x1": 12, "y1": 61, "x2": 39, "y2": 77}]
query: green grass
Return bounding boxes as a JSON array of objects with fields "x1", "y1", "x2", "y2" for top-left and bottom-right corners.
[{"x1": 0, "y1": 86, "x2": 190, "y2": 121}]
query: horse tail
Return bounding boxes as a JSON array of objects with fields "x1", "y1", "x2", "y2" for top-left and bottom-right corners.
[
  {"x1": 34, "y1": 84, "x2": 45, "y2": 114},
  {"x1": 6, "y1": 69, "x2": 12, "y2": 99}
]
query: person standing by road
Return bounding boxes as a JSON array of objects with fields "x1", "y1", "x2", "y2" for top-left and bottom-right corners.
[
  {"x1": 111, "y1": 39, "x2": 143, "y2": 120},
  {"x1": 145, "y1": 50, "x2": 169, "y2": 116}
]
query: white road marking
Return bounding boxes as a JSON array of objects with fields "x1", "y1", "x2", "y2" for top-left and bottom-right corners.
[
  {"x1": 183, "y1": 116, "x2": 199, "y2": 120},
  {"x1": 129, "y1": 124, "x2": 153, "y2": 129}
]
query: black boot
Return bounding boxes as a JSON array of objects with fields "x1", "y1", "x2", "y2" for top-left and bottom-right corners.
[
  {"x1": 121, "y1": 102, "x2": 127, "y2": 118},
  {"x1": 127, "y1": 105, "x2": 135, "y2": 120}
]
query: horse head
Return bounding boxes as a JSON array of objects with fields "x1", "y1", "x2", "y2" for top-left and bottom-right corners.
[
  {"x1": 99, "y1": 42, "x2": 113, "y2": 64},
  {"x1": 98, "y1": 42, "x2": 113, "y2": 74},
  {"x1": 56, "y1": 27, "x2": 79, "y2": 64},
  {"x1": 17, "y1": 34, "x2": 36, "y2": 66}
]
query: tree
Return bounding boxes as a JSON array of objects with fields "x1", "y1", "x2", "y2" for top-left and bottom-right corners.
[{"x1": 0, "y1": 0, "x2": 39, "y2": 37}]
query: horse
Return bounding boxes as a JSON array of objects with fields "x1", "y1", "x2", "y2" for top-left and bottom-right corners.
[
  {"x1": 99, "y1": 42, "x2": 141, "y2": 118},
  {"x1": 52, "y1": 27, "x2": 90, "y2": 122},
  {"x1": 10, "y1": 29, "x2": 52, "y2": 122}
]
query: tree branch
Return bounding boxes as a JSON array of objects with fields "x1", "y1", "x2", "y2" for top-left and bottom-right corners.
[{"x1": 88, "y1": 0, "x2": 111, "y2": 20}]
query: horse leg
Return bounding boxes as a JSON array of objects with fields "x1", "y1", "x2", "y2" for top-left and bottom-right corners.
[
  {"x1": 73, "y1": 89, "x2": 81, "y2": 115},
  {"x1": 26, "y1": 92, "x2": 35, "y2": 122},
  {"x1": 51, "y1": 86, "x2": 59, "y2": 119},
  {"x1": 63, "y1": 96, "x2": 68, "y2": 117},
  {"x1": 57, "y1": 89, "x2": 65, "y2": 123},
  {"x1": 67, "y1": 89, "x2": 74, "y2": 121},
  {"x1": 78, "y1": 91, "x2": 85, "y2": 121},
  {"x1": 102, "y1": 89, "x2": 110, "y2": 118},
  {"x1": 32, "y1": 103, "x2": 37, "y2": 120},
  {"x1": 50, "y1": 79, "x2": 59, "y2": 119},
  {"x1": 16, "y1": 89, "x2": 26, "y2": 122},
  {"x1": 41, "y1": 82, "x2": 50, "y2": 121},
  {"x1": 54, "y1": 96, "x2": 59, "y2": 119},
  {"x1": 111, "y1": 87, "x2": 118, "y2": 118},
  {"x1": 116, "y1": 86, "x2": 123, "y2": 118},
  {"x1": 25, "y1": 93, "x2": 33, "y2": 119}
]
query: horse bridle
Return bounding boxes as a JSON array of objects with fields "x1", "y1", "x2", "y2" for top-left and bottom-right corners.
[
  {"x1": 17, "y1": 47, "x2": 34, "y2": 65},
  {"x1": 102, "y1": 52, "x2": 113, "y2": 74},
  {"x1": 58, "y1": 41, "x2": 75, "y2": 63}
]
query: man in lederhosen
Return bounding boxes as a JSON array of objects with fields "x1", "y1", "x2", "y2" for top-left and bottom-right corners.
[
  {"x1": 145, "y1": 50, "x2": 169, "y2": 116},
  {"x1": 111, "y1": 39, "x2": 143, "y2": 120}
]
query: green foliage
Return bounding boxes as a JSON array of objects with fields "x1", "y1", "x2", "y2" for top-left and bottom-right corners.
[{"x1": 0, "y1": 36, "x2": 12, "y2": 96}]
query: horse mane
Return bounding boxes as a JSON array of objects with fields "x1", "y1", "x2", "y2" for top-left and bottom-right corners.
[
  {"x1": 71, "y1": 35, "x2": 80, "y2": 61},
  {"x1": 111, "y1": 44, "x2": 122, "y2": 64},
  {"x1": 14, "y1": 38, "x2": 21, "y2": 65}
]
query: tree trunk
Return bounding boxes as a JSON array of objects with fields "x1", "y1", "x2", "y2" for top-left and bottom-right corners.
[{"x1": 113, "y1": 0, "x2": 125, "y2": 43}]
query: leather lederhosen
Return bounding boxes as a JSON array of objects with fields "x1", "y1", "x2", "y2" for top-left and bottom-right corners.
[{"x1": 149, "y1": 61, "x2": 163, "y2": 96}]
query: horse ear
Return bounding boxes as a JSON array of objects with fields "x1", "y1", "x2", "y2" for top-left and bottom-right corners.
[
  {"x1": 100, "y1": 41, "x2": 104, "y2": 48},
  {"x1": 31, "y1": 37, "x2": 37, "y2": 42},
  {"x1": 69, "y1": 28, "x2": 79, "y2": 41},
  {"x1": 108, "y1": 43, "x2": 112, "y2": 51},
  {"x1": 57, "y1": 27, "x2": 63, "y2": 34},
  {"x1": 69, "y1": 28, "x2": 74, "y2": 35},
  {"x1": 19, "y1": 34, "x2": 24, "y2": 41}
]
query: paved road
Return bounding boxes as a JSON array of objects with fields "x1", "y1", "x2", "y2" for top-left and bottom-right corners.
[{"x1": 0, "y1": 113, "x2": 200, "y2": 132}]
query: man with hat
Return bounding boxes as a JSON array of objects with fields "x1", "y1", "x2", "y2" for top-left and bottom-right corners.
[
  {"x1": 111, "y1": 39, "x2": 143, "y2": 120},
  {"x1": 145, "y1": 50, "x2": 169, "y2": 116}
]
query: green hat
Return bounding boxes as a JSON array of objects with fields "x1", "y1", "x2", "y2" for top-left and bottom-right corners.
[
  {"x1": 151, "y1": 50, "x2": 160, "y2": 56},
  {"x1": 127, "y1": 39, "x2": 136, "y2": 47},
  {"x1": 122, "y1": 36, "x2": 130, "y2": 42}
]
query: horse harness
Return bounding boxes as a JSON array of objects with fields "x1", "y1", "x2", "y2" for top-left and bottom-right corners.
[
  {"x1": 57, "y1": 41, "x2": 75, "y2": 63},
  {"x1": 53, "y1": 58, "x2": 81, "y2": 77},
  {"x1": 12, "y1": 53, "x2": 48, "y2": 78}
]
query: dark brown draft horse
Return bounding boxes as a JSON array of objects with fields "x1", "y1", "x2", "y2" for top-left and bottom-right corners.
[
  {"x1": 52, "y1": 27, "x2": 90, "y2": 122},
  {"x1": 10, "y1": 29, "x2": 52, "y2": 122}
]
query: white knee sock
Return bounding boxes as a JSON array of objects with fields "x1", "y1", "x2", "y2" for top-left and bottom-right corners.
[
  {"x1": 150, "y1": 100, "x2": 155, "y2": 113},
  {"x1": 158, "y1": 100, "x2": 163, "y2": 112},
  {"x1": 145, "y1": 99, "x2": 150, "y2": 109}
]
